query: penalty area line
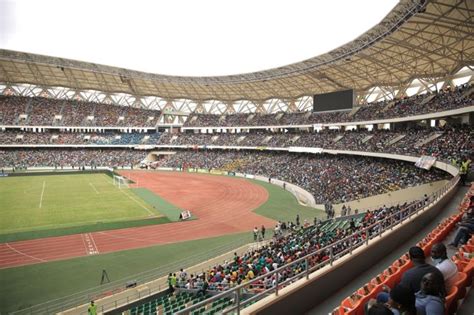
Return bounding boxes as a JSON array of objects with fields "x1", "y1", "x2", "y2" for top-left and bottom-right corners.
[
  {"x1": 39, "y1": 181, "x2": 46, "y2": 208},
  {"x1": 89, "y1": 182, "x2": 100, "y2": 194},
  {"x1": 119, "y1": 189, "x2": 155, "y2": 217}
]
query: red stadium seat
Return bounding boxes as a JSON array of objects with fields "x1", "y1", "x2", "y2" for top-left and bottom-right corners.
[
  {"x1": 444, "y1": 285, "x2": 458, "y2": 315},
  {"x1": 380, "y1": 266, "x2": 402, "y2": 289},
  {"x1": 339, "y1": 292, "x2": 371, "y2": 315},
  {"x1": 460, "y1": 244, "x2": 474, "y2": 254},
  {"x1": 452, "y1": 272, "x2": 468, "y2": 300}
]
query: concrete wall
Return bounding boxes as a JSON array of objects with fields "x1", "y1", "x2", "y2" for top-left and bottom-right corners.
[
  {"x1": 243, "y1": 180, "x2": 458, "y2": 315},
  {"x1": 234, "y1": 173, "x2": 317, "y2": 208},
  {"x1": 330, "y1": 180, "x2": 448, "y2": 214}
]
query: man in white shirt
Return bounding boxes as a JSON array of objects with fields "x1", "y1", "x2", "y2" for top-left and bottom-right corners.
[{"x1": 431, "y1": 243, "x2": 458, "y2": 290}]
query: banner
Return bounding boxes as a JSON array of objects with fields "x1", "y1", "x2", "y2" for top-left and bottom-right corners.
[
  {"x1": 210, "y1": 169, "x2": 227, "y2": 175},
  {"x1": 415, "y1": 155, "x2": 437, "y2": 170}
]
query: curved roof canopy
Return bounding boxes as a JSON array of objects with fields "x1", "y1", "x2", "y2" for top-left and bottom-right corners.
[{"x1": 0, "y1": 0, "x2": 472, "y2": 103}]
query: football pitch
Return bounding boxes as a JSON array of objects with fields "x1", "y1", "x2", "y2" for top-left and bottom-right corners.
[{"x1": 0, "y1": 173, "x2": 164, "y2": 235}]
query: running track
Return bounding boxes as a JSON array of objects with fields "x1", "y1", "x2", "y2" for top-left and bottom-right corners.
[{"x1": 0, "y1": 171, "x2": 275, "y2": 269}]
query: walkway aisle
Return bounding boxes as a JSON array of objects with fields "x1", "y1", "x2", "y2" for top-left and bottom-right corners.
[{"x1": 306, "y1": 186, "x2": 469, "y2": 315}]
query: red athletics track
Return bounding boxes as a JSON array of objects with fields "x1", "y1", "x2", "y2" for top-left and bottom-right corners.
[{"x1": 0, "y1": 171, "x2": 276, "y2": 269}]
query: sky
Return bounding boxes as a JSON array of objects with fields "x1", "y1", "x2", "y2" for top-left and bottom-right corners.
[{"x1": 0, "y1": 0, "x2": 398, "y2": 77}]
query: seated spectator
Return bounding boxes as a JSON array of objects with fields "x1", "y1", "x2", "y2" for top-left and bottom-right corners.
[
  {"x1": 399, "y1": 246, "x2": 445, "y2": 296},
  {"x1": 366, "y1": 302, "x2": 395, "y2": 315},
  {"x1": 430, "y1": 243, "x2": 457, "y2": 290},
  {"x1": 415, "y1": 272, "x2": 445, "y2": 315},
  {"x1": 386, "y1": 284, "x2": 417, "y2": 315},
  {"x1": 375, "y1": 284, "x2": 417, "y2": 315},
  {"x1": 448, "y1": 207, "x2": 474, "y2": 247}
]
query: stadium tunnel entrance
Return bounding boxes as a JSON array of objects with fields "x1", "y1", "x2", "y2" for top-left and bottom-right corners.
[{"x1": 142, "y1": 151, "x2": 177, "y2": 168}]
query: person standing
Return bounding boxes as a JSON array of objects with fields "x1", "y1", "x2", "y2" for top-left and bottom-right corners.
[
  {"x1": 261, "y1": 225, "x2": 266, "y2": 239},
  {"x1": 253, "y1": 227, "x2": 258, "y2": 241},
  {"x1": 168, "y1": 273, "x2": 175, "y2": 294},
  {"x1": 296, "y1": 214, "x2": 300, "y2": 227},
  {"x1": 88, "y1": 301, "x2": 97, "y2": 315},
  {"x1": 197, "y1": 278, "x2": 209, "y2": 296},
  {"x1": 460, "y1": 157, "x2": 471, "y2": 186}
]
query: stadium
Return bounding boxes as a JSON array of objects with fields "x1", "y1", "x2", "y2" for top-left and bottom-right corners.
[{"x1": 0, "y1": 0, "x2": 473, "y2": 314}]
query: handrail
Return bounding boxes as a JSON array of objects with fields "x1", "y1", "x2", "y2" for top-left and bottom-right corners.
[
  {"x1": 7, "y1": 167, "x2": 458, "y2": 314},
  {"x1": 70, "y1": 174, "x2": 458, "y2": 315},
  {"x1": 9, "y1": 235, "x2": 253, "y2": 315},
  {"x1": 173, "y1": 175, "x2": 458, "y2": 315}
]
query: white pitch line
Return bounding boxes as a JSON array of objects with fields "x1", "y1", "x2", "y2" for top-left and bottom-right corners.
[
  {"x1": 39, "y1": 181, "x2": 46, "y2": 208},
  {"x1": 102, "y1": 174, "x2": 155, "y2": 216},
  {"x1": 89, "y1": 182, "x2": 100, "y2": 194},
  {"x1": 119, "y1": 189, "x2": 155, "y2": 216}
]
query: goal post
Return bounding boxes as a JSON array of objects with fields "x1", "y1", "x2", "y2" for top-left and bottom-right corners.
[{"x1": 113, "y1": 175, "x2": 129, "y2": 189}]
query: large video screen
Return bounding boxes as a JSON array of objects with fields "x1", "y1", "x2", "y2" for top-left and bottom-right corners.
[{"x1": 313, "y1": 89, "x2": 354, "y2": 112}]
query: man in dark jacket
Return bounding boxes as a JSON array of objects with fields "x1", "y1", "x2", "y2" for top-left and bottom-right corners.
[{"x1": 399, "y1": 246, "x2": 445, "y2": 297}]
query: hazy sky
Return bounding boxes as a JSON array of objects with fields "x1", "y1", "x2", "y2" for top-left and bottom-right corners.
[{"x1": 0, "y1": 0, "x2": 398, "y2": 77}]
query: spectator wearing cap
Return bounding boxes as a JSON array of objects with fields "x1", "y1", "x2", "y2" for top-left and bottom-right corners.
[
  {"x1": 399, "y1": 246, "x2": 445, "y2": 296},
  {"x1": 386, "y1": 284, "x2": 417, "y2": 315},
  {"x1": 374, "y1": 283, "x2": 417, "y2": 315},
  {"x1": 366, "y1": 302, "x2": 394, "y2": 315}
]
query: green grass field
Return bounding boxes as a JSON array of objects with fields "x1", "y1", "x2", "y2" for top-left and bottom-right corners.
[
  {"x1": 0, "y1": 232, "x2": 254, "y2": 314},
  {"x1": 251, "y1": 179, "x2": 324, "y2": 223},
  {"x1": 0, "y1": 174, "x2": 166, "y2": 236},
  {"x1": 0, "y1": 173, "x2": 325, "y2": 313}
]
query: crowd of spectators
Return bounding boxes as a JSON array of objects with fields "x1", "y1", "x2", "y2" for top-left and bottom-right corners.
[
  {"x1": 1, "y1": 84, "x2": 470, "y2": 130},
  {"x1": 0, "y1": 148, "x2": 147, "y2": 168},
  {"x1": 0, "y1": 96, "x2": 28, "y2": 125},
  {"x1": 172, "y1": 199, "x2": 429, "y2": 296},
  {"x1": 170, "y1": 185, "x2": 474, "y2": 314},
  {"x1": 155, "y1": 124, "x2": 473, "y2": 162},
  {"x1": 1, "y1": 124, "x2": 470, "y2": 163},
  {"x1": 0, "y1": 130, "x2": 161, "y2": 145},
  {"x1": 0, "y1": 96, "x2": 161, "y2": 127},
  {"x1": 161, "y1": 150, "x2": 449, "y2": 204},
  {"x1": 183, "y1": 84, "x2": 472, "y2": 127}
]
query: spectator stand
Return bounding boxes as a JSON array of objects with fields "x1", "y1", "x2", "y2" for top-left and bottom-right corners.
[
  {"x1": 173, "y1": 176, "x2": 459, "y2": 315},
  {"x1": 335, "y1": 184, "x2": 474, "y2": 315}
]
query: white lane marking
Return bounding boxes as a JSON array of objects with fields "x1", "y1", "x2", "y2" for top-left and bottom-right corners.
[{"x1": 5, "y1": 243, "x2": 47, "y2": 262}]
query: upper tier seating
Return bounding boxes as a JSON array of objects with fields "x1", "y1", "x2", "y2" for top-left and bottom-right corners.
[
  {"x1": 0, "y1": 96, "x2": 161, "y2": 127},
  {"x1": 184, "y1": 84, "x2": 472, "y2": 127}
]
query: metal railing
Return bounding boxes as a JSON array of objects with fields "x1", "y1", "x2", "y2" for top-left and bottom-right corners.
[
  {"x1": 8, "y1": 175, "x2": 458, "y2": 315},
  {"x1": 9, "y1": 235, "x2": 254, "y2": 315},
  {"x1": 174, "y1": 175, "x2": 459, "y2": 315}
]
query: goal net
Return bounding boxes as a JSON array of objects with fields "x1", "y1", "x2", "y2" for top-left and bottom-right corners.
[{"x1": 113, "y1": 175, "x2": 129, "y2": 189}]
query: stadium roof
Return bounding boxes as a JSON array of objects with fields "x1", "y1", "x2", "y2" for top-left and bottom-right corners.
[{"x1": 0, "y1": 0, "x2": 472, "y2": 103}]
